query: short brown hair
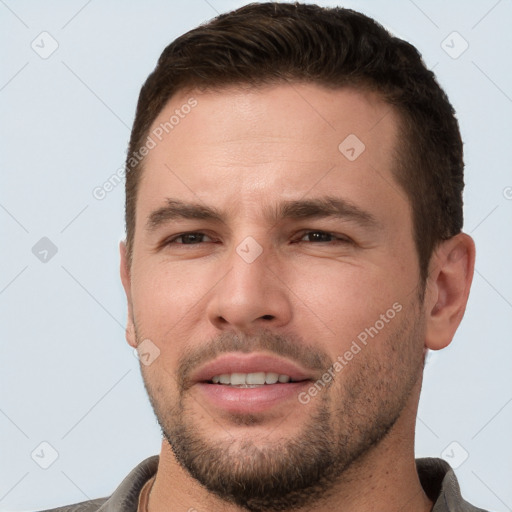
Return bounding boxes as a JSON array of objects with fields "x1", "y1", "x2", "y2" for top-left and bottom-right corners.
[{"x1": 125, "y1": 2, "x2": 464, "y2": 285}]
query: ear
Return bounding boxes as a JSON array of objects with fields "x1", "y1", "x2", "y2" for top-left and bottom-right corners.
[
  {"x1": 424, "y1": 233, "x2": 476, "y2": 351},
  {"x1": 120, "y1": 241, "x2": 137, "y2": 349}
]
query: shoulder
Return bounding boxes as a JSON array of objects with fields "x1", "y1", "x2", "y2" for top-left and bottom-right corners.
[
  {"x1": 38, "y1": 497, "x2": 108, "y2": 512},
  {"x1": 417, "y1": 457, "x2": 490, "y2": 512},
  {"x1": 35, "y1": 455, "x2": 159, "y2": 512}
]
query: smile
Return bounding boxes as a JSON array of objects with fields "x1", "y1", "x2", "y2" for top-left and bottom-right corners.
[{"x1": 210, "y1": 372, "x2": 294, "y2": 386}]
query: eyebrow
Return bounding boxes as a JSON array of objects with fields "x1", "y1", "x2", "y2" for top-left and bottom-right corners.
[{"x1": 145, "y1": 196, "x2": 380, "y2": 232}]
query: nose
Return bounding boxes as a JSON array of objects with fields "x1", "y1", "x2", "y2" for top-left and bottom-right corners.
[{"x1": 206, "y1": 240, "x2": 293, "y2": 333}]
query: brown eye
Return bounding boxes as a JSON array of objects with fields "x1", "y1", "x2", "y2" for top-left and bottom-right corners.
[
  {"x1": 302, "y1": 231, "x2": 334, "y2": 242},
  {"x1": 168, "y1": 232, "x2": 212, "y2": 245},
  {"x1": 297, "y1": 231, "x2": 351, "y2": 244}
]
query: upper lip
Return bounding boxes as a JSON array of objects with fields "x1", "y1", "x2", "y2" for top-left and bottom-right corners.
[{"x1": 190, "y1": 353, "x2": 315, "y2": 383}]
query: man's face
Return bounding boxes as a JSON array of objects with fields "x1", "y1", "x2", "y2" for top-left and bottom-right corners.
[{"x1": 122, "y1": 84, "x2": 426, "y2": 509}]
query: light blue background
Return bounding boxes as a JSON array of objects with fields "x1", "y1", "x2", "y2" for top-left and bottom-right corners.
[{"x1": 1, "y1": 1, "x2": 511, "y2": 510}]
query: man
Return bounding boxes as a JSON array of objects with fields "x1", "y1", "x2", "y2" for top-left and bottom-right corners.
[{"x1": 43, "y1": 2, "x2": 487, "y2": 511}]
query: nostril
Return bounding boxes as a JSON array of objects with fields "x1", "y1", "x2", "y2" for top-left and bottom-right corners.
[{"x1": 261, "y1": 315, "x2": 274, "y2": 320}]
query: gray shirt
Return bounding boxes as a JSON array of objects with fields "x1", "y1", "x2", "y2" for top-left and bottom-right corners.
[{"x1": 39, "y1": 456, "x2": 489, "y2": 512}]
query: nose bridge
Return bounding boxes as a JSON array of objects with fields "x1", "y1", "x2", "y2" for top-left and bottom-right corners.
[
  {"x1": 225, "y1": 235, "x2": 276, "y2": 306},
  {"x1": 207, "y1": 234, "x2": 293, "y2": 330}
]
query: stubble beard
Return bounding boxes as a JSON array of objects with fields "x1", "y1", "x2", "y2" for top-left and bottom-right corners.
[{"x1": 138, "y1": 310, "x2": 424, "y2": 512}]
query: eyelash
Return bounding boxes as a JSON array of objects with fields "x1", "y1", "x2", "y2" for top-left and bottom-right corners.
[{"x1": 164, "y1": 231, "x2": 352, "y2": 246}]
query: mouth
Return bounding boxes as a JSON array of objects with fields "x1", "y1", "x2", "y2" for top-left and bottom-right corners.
[
  {"x1": 191, "y1": 352, "x2": 314, "y2": 385},
  {"x1": 190, "y1": 353, "x2": 315, "y2": 414},
  {"x1": 209, "y1": 371, "x2": 304, "y2": 387}
]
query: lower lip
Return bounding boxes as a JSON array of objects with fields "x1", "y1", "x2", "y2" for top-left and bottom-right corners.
[{"x1": 195, "y1": 382, "x2": 310, "y2": 414}]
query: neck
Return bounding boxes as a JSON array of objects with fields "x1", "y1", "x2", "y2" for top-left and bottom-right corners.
[{"x1": 148, "y1": 380, "x2": 432, "y2": 512}]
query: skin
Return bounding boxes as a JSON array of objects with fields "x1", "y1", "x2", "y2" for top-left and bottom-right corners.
[{"x1": 120, "y1": 83, "x2": 475, "y2": 512}]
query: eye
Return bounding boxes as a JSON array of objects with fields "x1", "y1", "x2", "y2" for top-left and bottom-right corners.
[
  {"x1": 167, "y1": 232, "x2": 213, "y2": 245},
  {"x1": 295, "y1": 230, "x2": 352, "y2": 244}
]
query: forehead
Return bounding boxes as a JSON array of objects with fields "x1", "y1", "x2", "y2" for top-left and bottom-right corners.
[
  {"x1": 148, "y1": 83, "x2": 398, "y2": 158},
  {"x1": 137, "y1": 83, "x2": 406, "y2": 225}
]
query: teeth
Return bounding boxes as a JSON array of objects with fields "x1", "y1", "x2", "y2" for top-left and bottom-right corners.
[
  {"x1": 265, "y1": 372, "x2": 279, "y2": 384},
  {"x1": 230, "y1": 373, "x2": 246, "y2": 385},
  {"x1": 246, "y1": 372, "x2": 266, "y2": 385},
  {"x1": 210, "y1": 372, "x2": 292, "y2": 385}
]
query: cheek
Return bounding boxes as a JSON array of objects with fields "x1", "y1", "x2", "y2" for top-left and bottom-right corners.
[
  {"x1": 290, "y1": 260, "x2": 406, "y2": 341},
  {"x1": 131, "y1": 260, "x2": 210, "y2": 330},
  {"x1": 140, "y1": 360, "x2": 182, "y2": 414}
]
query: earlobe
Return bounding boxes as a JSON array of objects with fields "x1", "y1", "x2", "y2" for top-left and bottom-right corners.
[
  {"x1": 424, "y1": 233, "x2": 476, "y2": 351},
  {"x1": 119, "y1": 241, "x2": 137, "y2": 349}
]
